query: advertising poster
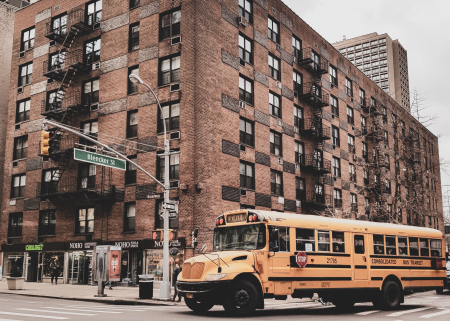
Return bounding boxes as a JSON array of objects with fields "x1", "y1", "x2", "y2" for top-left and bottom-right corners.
[{"x1": 109, "y1": 250, "x2": 121, "y2": 281}]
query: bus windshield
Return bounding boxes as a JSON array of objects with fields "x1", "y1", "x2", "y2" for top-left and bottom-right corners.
[{"x1": 213, "y1": 224, "x2": 266, "y2": 251}]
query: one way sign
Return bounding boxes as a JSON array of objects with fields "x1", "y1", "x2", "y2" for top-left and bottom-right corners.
[{"x1": 163, "y1": 202, "x2": 176, "y2": 210}]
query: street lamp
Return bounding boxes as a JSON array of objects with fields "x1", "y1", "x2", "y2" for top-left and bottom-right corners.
[{"x1": 129, "y1": 73, "x2": 171, "y2": 300}]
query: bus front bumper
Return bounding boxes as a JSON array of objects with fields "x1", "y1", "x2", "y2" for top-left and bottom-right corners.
[{"x1": 177, "y1": 281, "x2": 232, "y2": 301}]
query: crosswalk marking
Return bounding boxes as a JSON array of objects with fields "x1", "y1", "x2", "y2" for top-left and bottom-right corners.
[
  {"x1": 45, "y1": 307, "x2": 124, "y2": 313},
  {"x1": 419, "y1": 309, "x2": 450, "y2": 319},
  {"x1": 387, "y1": 307, "x2": 432, "y2": 317},
  {"x1": 0, "y1": 311, "x2": 68, "y2": 319},
  {"x1": 356, "y1": 310, "x2": 381, "y2": 315},
  {"x1": 17, "y1": 308, "x2": 97, "y2": 316}
]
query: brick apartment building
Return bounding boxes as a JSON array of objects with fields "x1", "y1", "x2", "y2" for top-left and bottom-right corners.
[
  {"x1": 0, "y1": 0, "x2": 444, "y2": 285},
  {"x1": 333, "y1": 32, "x2": 411, "y2": 111}
]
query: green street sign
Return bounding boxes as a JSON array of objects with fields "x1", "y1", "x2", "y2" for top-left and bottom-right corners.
[{"x1": 74, "y1": 148, "x2": 126, "y2": 170}]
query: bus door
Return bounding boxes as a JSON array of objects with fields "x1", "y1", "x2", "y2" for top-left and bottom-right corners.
[
  {"x1": 353, "y1": 234, "x2": 369, "y2": 280},
  {"x1": 269, "y1": 226, "x2": 291, "y2": 274}
]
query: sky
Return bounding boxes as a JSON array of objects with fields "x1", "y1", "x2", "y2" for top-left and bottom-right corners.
[{"x1": 282, "y1": 0, "x2": 450, "y2": 213}]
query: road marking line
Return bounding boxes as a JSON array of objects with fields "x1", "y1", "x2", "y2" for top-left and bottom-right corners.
[
  {"x1": 17, "y1": 308, "x2": 97, "y2": 316},
  {"x1": 387, "y1": 307, "x2": 432, "y2": 316},
  {"x1": 0, "y1": 311, "x2": 68, "y2": 320},
  {"x1": 419, "y1": 309, "x2": 450, "y2": 318},
  {"x1": 45, "y1": 307, "x2": 124, "y2": 314},
  {"x1": 356, "y1": 310, "x2": 381, "y2": 315}
]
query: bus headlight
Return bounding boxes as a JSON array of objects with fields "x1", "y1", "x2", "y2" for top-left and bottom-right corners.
[{"x1": 205, "y1": 273, "x2": 227, "y2": 281}]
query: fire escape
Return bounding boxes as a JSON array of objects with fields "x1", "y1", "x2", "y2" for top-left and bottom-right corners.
[
  {"x1": 37, "y1": 9, "x2": 116, "y2": 204},
  {"x1": 295, "y1": 48, "x2": 332, "y2": 210}
]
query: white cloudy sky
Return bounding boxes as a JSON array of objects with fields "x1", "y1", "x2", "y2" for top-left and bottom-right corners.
[{"x1": 282, "y1": 0, "x2": 450, "y2": 210}]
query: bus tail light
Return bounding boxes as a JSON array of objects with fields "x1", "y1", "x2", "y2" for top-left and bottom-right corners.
[
  {"x1": 435, "y1": 257, "x2": 443, "y2": 270},
  {"x1": 248, "y1": 214, "x2": 258, "y2": 222},
  {"x1": 216, "y1": 216, "x2": 225, "y2": 226}
]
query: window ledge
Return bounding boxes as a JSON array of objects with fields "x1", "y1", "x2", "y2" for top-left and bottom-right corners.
[
  {"x1": 157, "y1": 129, "x2": 180, "y2": 135},
  {"x1": 125, "y1": 183, "x2": 137, "y2": 187},
  {"x1": 127, "y1": 92, "x2": 139, "y2": 96},
  {"x1": 13, "y1": 158, "x2": 27, "y2": 162},
  {"x1": 123, "y1": 231, "x2": 136, "y2": 234},
  {"x1": 126, "y1": 136, "x2": 138, "y2": 140},
  {"x1": 240, "y1": 143, "x2": 254, "y2": 149},
  {"x1": 10, "y1": 197, "x2": 24, "y2": 200},
  {"x1": 158, "y1": 82, "x2": 180, "y2": 89},
  {"x1": 74, "y1": 233, "x2": 94, "y2": 236},
  {"x1": 15, "y1": 120, "x2": 30, "y2": 126},
  {"x1": 38, "y1": 234, "x2": 55, "y2": 238},
  {"x1": 7, "y1": 236, "x2": 22, "y2": 239},
  {"x1": 129, "y1": 5, "x2": 140, "y2": 11}
]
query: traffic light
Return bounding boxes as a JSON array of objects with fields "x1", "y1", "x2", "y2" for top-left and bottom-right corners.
[
  {"x1": 152, "y1": 229, "x2": 176, "y2": 241},
  {"x1": 41, "y1": 130, "x2": 50, "y2": 155}
]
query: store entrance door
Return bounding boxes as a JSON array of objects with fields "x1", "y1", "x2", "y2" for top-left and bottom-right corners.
[
  {"x1": 121, "y1": 250, "x2": 130, "y2": 282},
  {"x1": 26, "y1": 252, "x2": 38, "y2": 282},
  {"x1": 69, "y1": 252, "x2": 86, "y2": 284}
]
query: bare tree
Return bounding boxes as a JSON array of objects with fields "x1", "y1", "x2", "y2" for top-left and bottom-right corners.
[{"x1": 409, "y1": 89, "x2": 438, "y2": 128}]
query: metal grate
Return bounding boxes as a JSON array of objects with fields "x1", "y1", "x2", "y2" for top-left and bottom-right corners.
[
  {"x1": 255, "y1": 151, "x2": 270, "y2": 166},
  {"x1": 222, "y1": 186, "x2": 240, "y2": 203},
  {"x1": 283, "y1": 161, "x2": 295, "y2": 174},
  {"x1": 255, "y1": 193, "x2": 271, "y2": 208},
  {"x1": 222, "y1": 140, "x2": 240, "y2": 157},
  {"x1": 284, "y1": 199, "x2": 296, "y2": 212}
]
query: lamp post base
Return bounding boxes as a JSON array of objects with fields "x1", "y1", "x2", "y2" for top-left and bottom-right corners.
[{"x1": 158, "y1": 281, "x2": 172, "y2": 301}]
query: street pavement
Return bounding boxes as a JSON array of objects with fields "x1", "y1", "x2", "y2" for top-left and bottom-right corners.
[{"x1": 0, "y1": 286, "x2": 449, "y2": 320}]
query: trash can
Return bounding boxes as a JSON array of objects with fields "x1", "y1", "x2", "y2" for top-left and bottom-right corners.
[{"x1": 138, "y1": 274, "x2": 154, "y2": 299}]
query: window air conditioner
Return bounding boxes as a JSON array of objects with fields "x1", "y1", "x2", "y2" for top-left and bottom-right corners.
[
  {"x1": 239, "y1": 101, "x2": 246, "y2": 109},
  {"x1": 293, "y1": 57, "x2": 298, "y2": 64},
  {"x1": 296, "y1": 200, "x2": 301, "y2": 207},
  {"x1": 294, "y1": 126, "x2": 299, "y2": 134},
  {"x1": 276, "y1": 44, "x2": 281, "y2": 52},
  {"x1": 353, "y1": 154, "x2": 357, "y2": 161},
  {"x1": 93, "y1": 22, "x2": 101, "y2": 30},
  {"x1": 170, "y1": 83, "x2": 181, "y2": 92},
  {"x1": 171, "y1": 36, "x2": 181, "y2": 45},
  {"x1": 238, "y1": 16, "x2": 248, "y2": 27},
  {"x1": 277, "y1": 157, "x2": 283, "y2": 165},
  {"x1": 277, "y1": 118, "x2": 282, "y2": 126},
  {"x1": 239, "y1": 144, "x2": 246, "y2": 152},
  {"x1": 276, "y1": 81, "x2": 282, "y2": 89},
  {"x1": 15, "y1": 124, "x2": 20, "y2": 130},
  {"x1": 295, "y1": 163, "x2": 300, "y2": 170},
  {"x1": 92, "y1": 62, "x2": 100, "y2": 70},
  {"x1": 19, "y1": 51, "x2": 25, "y2": 58},
  {"x1": 90, "y1": 103, "x2": 99, "y2": 111},
  {"x1": 47, "y1": 78, "x2": 54, "y2": 84},
  {"x1": 240, "y1": 189, "x2": 247, "y2": 196},
  {"x1": 170, "y1": 131, "x2": 180, "y2": 140},
  {"x1": 17, "y1": 87, "x2": 23, "y2": 94}
]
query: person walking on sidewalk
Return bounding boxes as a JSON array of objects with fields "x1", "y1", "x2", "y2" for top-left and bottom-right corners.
[
  {"x1": 172, "y1": 264, "x2": 182, "y2": 302},
  {"x1": 50, "y1": 258, "x2": 60, "y2": 285}
]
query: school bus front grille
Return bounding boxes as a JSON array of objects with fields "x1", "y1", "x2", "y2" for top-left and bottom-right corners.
[{"x1": 182, "y1": 262, "x2": 205, "y2": 279}]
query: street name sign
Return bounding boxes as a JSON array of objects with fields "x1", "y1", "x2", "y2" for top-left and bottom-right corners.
[{"x1": 74, "y1": 148, "x2": 126, "y2": 170}]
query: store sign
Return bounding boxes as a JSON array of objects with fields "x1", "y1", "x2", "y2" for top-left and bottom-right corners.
[
  {"x1": 67, "y1": 242, "x2": 97, "y2": 250},
  {"x1": 25, "y1": 244, "x2": 44, "y2": 251},
  {"x1": 114, "y1": 241, "x2": 140, "y2": 249},
  {"x1": 153, "y1": 239, "x2": 182, "y2": 249}
]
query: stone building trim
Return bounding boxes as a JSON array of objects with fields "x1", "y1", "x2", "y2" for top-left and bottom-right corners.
[
  {"x1": 98, "y1": 98, "x2": 127, "y2": 116},
  {"x1": 100, "y1": 55, "x2": 128, "y2": 75},
  {"x1": 222, "y1": 6, "x2": 238, "y2": 28},
  {"x1": 101, "y1": 12, "x2": 129, "y2": 33},
  {"x1": 140, "y1": 1, "x2": 159, "y2": 19},
  {"x1": 222, "y1": 93, "x2": 239, "y2": 113},
  {"x1": 221, "y1": 49, "x2": 239, "y2": 71},
  {"x1": 222, "y1": 140, "x2": 240, "y2": 157}
]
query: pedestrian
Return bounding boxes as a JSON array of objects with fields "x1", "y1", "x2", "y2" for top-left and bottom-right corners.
[
  {"x1": 50, "y1": 258, "x2": 60, "y2": 285},
  {"x1": 172, "y1": 264, "x2": 182, "y2": 302}
]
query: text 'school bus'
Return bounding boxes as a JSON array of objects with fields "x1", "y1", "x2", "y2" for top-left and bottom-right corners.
[{"x1": 177, "y1": 210, "x2": 446, "y2": 316}]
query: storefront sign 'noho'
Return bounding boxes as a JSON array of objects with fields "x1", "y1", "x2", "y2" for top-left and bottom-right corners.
[{"x1": 115, "y1": 241, "x2": 140, "y2": 249}]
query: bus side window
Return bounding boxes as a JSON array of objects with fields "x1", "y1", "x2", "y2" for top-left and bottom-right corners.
[
  {"x1": 420, "y1": 238, "x2": 429, "y2": 256},
  {"x1": 398, "y1": 237, "x2": 408, "y2": 255},
  {"x1": 409, "y1": 237, "x2": 419, "y2": 256},
  {"x1": 296, "y1": 228, "x2": 315, "y2": 252},
  {"x1": 373, "y1": 234, "x2": 384, "y2": 254},
  {"x1": 332, "y1": 231, "x2": 345, "y2": 253},
  {"x1": 318, "y1": 230, "x2": 330, "y2": 252},
  {"x1": 279, "y1": 227, "x2": 290, "y2": 252},
  {"x1": 385, "y1": 236, "x2": 396, "y2": 255},
  {"x1": 354, "y1": 235, "x2": 364, "y2": 254},
  {"x1": 430, "y1": 239, "x2": 442, "y2": 257}
]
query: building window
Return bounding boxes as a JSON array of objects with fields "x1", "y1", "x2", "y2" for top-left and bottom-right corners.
[
  {"x1": 269, "y1": 92, "x2": 281, "y2": 118},
  {"x1": 13, "y1": 136, "x2": 28, "y2": 161},
  {"x1": 330, "y1": 65, "x2": 337, "y2": 86},
  {"x1": 128, "y1": 66, "x2": 139, "y2": 94},
  {"x1": 334, "y1": 189, "x2": 342, "y2": 208},
  {"x1": 39, "y1": 210, "x2": 56, "y2": 236},
  {"x1": 84, "y1": 38, "x2": 101, "y2": 65},
  {"x1": 41, "y1": 169, "x2": 59, "y2": 194},
  {"x1": 293, "y1": 70, "x2": 302, "y2": 96},
  {"x1": 80, "y1": 119, "x2": 98, "y2": 146},
  {"x1": 239, "y1": 33, "x2": 253, "y2": 65},
  {"x1": 296, "y1": 177, "x2": 305, "y2": 201},
  {"x1": 49, "y1": 51, "x2": 66, "y2": 72},
  {"x1": 332, "y1": 126, "x2": 339, "y2": 147},
  {"x1": 385, "y1": 179, "x2": 391, "y2": 194},
  {"x1": 21, "y1": 27, "x2": 35, "y2": 51},
  {"x1": 11, "y1": 174, "x2": 26, "y2": 199},
  {"x1": 82, "y1": 78, "x2": 99, "y2": 106},
  {"x1": 271, "y1": 170, "x2": 283, "y2": 196},
  {"x1": 239, "y1": 0, "x2": 252, "y2": 23},
  {"x1": 239, "y1": 75, "x2": 253, "y2": 105},
  {"x1": 8, "y1": 213, "x2": 23, "y2": 238},
  {"x1": 330, "y1": 95, "x2": 338, "y2": 117},
  {"x1": 348, "y1": 134, "x2": 355, "y2": 153},
  {"x1": 345, "y1": 77, "x2": 353, "y2": 97},
  {"x1": 18, "y1": 62, "x2": 32, "y2": 86},
  {"x1": 332, "y1": 157, "x2": 341, "y2": 178},
  {"x1": 240, "y1": 117, "x2": 254, "y2": 147},
  {"x1": 160, "y1": 8, "x2": 181, "y2": 40},
  {"x1": 384, "y1": 130, "x2": 389, "y2": 146},
  {"x1": 268, "y1": 16, "x2": 279, "y2": 43},
  {"x1": 158, "y1": 151, "x2": 179, "y2": 188},
  {"x1": 347, "y1": 106, "x2": 354, "y2": 125},
  {"x1": 359, "y1": 88, "x2": 365, "y2": 106},
  {"x1": 349, "y1": 164, "x2": 356, "y2": 183},
  {"x1": 240, "y1": 161, "x2": 254, "y2": 190},
  {"x1": 16, "y1": 99, "x2": 30, "y2": 123},
  {"x1": 130, "y1": 0, "x2": 140, "y2": 9},
  {"x1": 125, "y1": 155, "x2": 137, "y2": 185},
  {"x1": 127, "y1": 110, "x2": 138, "y2": 138},
  {"x1": 270, "y1": 130, "x2": 282, "y2": 156},
  {"x1": 351, "y1": 194, "x2": 357, "y2": 212},
  {"x1": 51, "y1": 14, "x2": 67, "y2": 35},
  {"x1": 159, "y1": 55, "x2": 180, "y2": 86},
  {"x1": 78, "y1": 163, "x2": 96, "y2": 189},
  {"x1": 294, "y1": 105, "x2": 303, "y2": 128},
  {"x1": 292, "y1": 35, "x2": 301, "y2": 59},
  {"x1": 158, "y1": 101, "x2": 180, "y2": 133},
  {"x1": 129, "y1": 22, "x2": 140, "y2": 51},
  {"x1": 124, "y1": 202, "x2": 136, "y2": 232},
  {"x1": 86, "y1": 0, "x2": 102, "y2": 26},
  {"x1": 76, "y1": 207, "x2": 94, "y2": 234},
  {"x1": 363, "y1": 169, "x2": 368, "y2": 185},
  {"x1": 294, "y1": 141, "x2": 304, "y2": 164},
  {"x1": 362, "y1": 142, "x2": 368, "y2": 160},
  {"x1": 268, "y1": 54, "x2": 280, "y2": 80}
]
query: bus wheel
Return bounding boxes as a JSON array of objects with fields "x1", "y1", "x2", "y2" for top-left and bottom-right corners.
[
  {"x1": 184, "y1": 298, "x2": 214, "y2": 313},
  {"x1": 223, "y1": 280, "x2": 259, "y2": 316},
  {"x1": 380, "y1": 280, "x2": 402, "y2": 309}
]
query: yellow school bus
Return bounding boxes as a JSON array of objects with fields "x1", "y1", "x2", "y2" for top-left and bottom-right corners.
[{"x1": 177, "y1": 210, "x2": 446, "y2": 316}]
